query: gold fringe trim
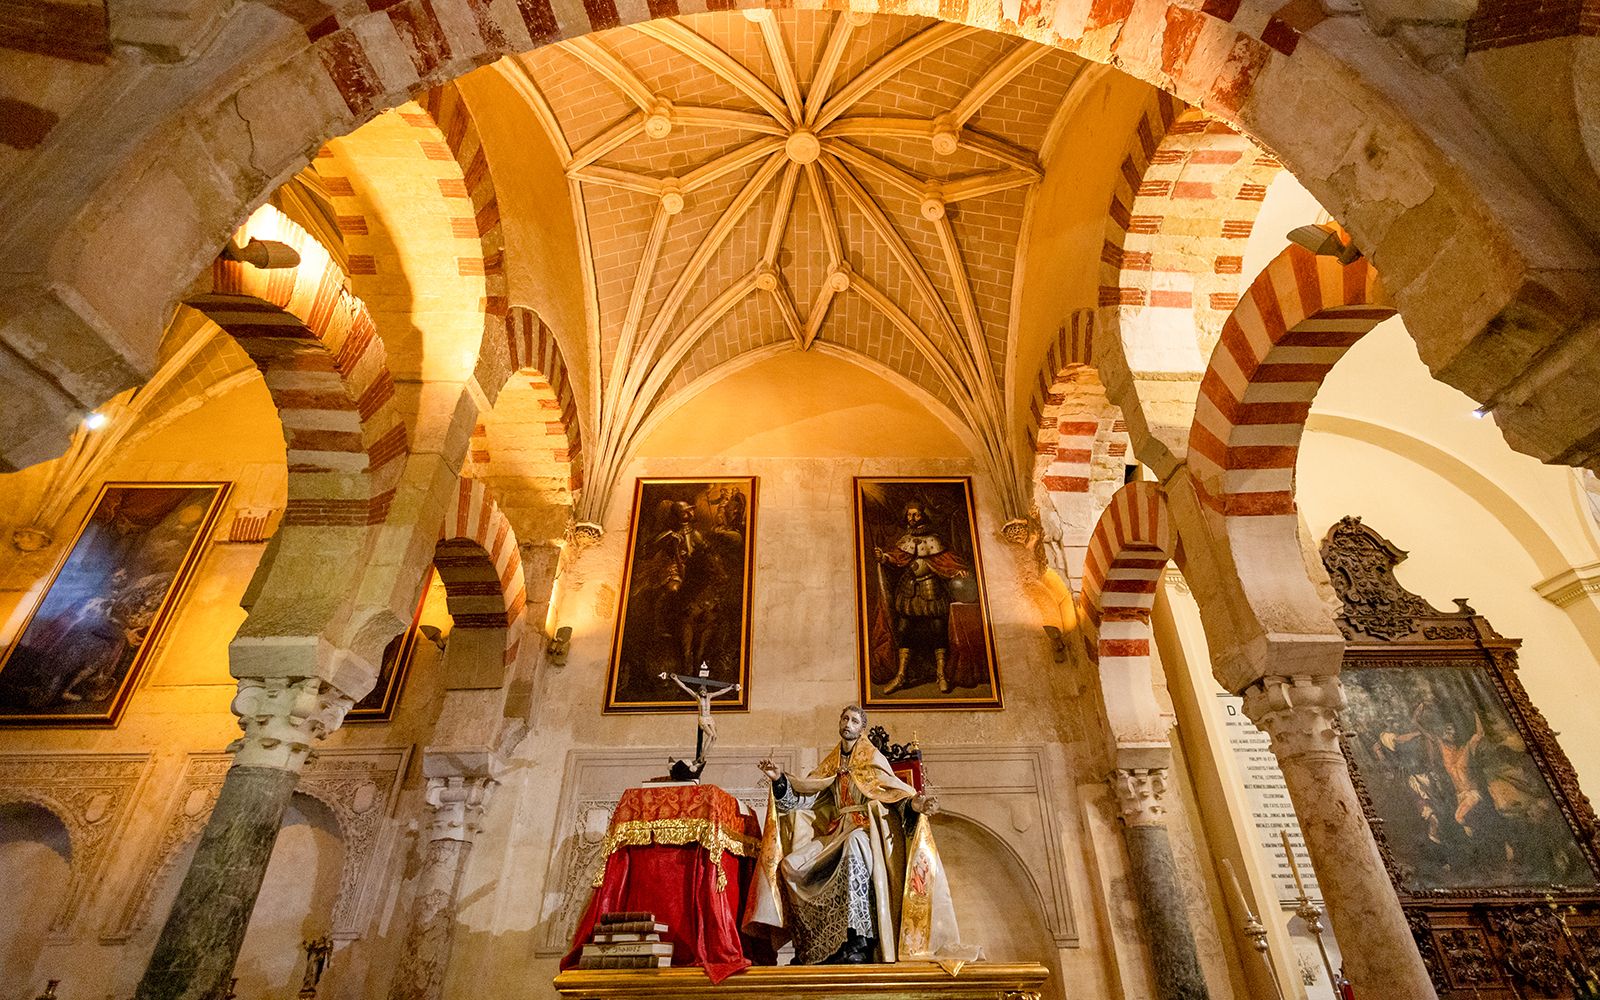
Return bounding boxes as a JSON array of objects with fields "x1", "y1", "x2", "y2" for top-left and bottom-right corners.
[{"x1": 594, "y1": 818, "x2": 760, "y2": 890}]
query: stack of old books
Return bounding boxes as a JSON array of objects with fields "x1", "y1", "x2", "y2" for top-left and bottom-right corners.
[{"x1": 576, "y1": 911, "x2": 673, "y2": 970}]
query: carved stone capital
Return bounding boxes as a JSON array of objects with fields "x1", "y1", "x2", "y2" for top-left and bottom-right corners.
[
  {"x1": 227, "y1": 676, "x2": 352, "y2": 771},
  {"x1": 1240, "y1": 674, "x2": 1347, "y2": 763},
  {"x1": 1109, "y1": 766, "x2": 1169, "y2": 828},
  {"x1": 423, "y1": 772, "x2": 497, "y2": 843}
]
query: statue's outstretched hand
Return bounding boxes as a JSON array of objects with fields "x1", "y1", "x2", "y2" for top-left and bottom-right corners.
[
  {"x1": 757, "y1": 760, "x2": 783, "y2": 782},
  {"x1": 911, "y1": 793, "x2": 940, "y2": 816}
]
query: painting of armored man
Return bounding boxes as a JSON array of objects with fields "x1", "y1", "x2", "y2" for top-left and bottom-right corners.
[
  {"x1": 0, "y1": 482, "x2": 230, "y2": 726},
  {"x1": 605, "y1": 478, "x2": 756, "y2": 713},
  {"x1": 853, "y1": 477, "x2": 1001, "y2": 710},
  {"x1": 1342, "y1": 661, "x2": 1599, "y2": 893}
]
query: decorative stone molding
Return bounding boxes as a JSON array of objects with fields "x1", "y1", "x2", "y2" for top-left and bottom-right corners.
[
  {"x1": 1239, "y1": 674, "x2": 1347, "y2": 763},
  {"x1": 570, "y1": 521, "x2": 604, "y2": 549},
  {"x1": 228, "y1": 676, "x2": 354, "y2": 770},
  {"x1": 1534, "y1": 561, "x2": 1600, "y2": 608},
  {"x1": 106, "y1": 747, "x2": 408, "y2": 942},
  {"x1": 0, "y1": 752, "x2": 150, "y2": 932},
  {"x1": 1109, "y1": 767, "x2": 1169, "y2": 828},
  {"x1": 999, "y1": 517, "x2": 1032, "y2": 546}
]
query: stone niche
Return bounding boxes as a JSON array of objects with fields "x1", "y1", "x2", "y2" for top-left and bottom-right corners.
[{"x1": 534, "y1": 744, "x2": 1076, "y2": 966}]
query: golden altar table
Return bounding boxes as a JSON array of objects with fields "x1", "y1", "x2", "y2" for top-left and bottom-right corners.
[{"x1": 553, "y1": 961, "x2": 1051, "y2": 999}]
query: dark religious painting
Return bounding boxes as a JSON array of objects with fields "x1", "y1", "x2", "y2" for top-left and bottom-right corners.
[
  {"x1": 605, "y1": 478, "x2": 756, "y2": 713},
  {"x1": 346, "y1": 568, "x2": 432, "y2": 723},
  {"x1": 853, "y1": 477, "x2": 1001, "y2": 710},
  {"x1": 1343, "y1": 663, "x2": 1597, "y2": 893},
  {"x1": 0, "y1": 482, "x2": 230, "y2": 727}
]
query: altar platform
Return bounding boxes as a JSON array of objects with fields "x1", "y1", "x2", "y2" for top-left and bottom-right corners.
[{"x1": 553, "y1": 961, "x2": 1051, "y2": 999}]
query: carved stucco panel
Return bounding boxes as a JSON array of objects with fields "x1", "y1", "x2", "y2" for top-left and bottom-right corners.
[
  {"x1": 0, "y1": 752, "x2": 152, "y2": 933},
  {"x1": 105, "y1": 747, "x2": 408, "y2": 942}
]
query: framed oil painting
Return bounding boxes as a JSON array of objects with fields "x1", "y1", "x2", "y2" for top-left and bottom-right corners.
[
  {"x1": 1342, "y1": 662, "x2": 1598, "y2": 894},
  {"x1": 604, "y1": 477, "x2": 756, "y2": 713},
  {"x1": 1323, "y1": 515, "x2": 1600, "y2": 906},
  {"x1": 346, "y1": 568, "x2": 432, "y2": 723},
  {"x1": 852, "y1": 477, "x2": 1001, "y2": 710},
  {"x1": 0, "y1": 482, "x2": 231, "y2": 727}
]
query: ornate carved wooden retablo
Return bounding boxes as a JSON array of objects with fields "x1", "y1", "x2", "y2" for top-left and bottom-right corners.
[{"x1": 1323, "y1": 517, "x2": 1600, "y2": 999}]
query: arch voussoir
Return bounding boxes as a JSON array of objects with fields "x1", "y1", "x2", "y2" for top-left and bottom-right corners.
[{"x1": 437, "y1": 475, "x2": 528, "y2": 668}]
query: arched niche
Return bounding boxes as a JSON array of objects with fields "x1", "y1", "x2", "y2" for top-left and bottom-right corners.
[
  {"x1": 232, "y1": 793, "x2": 346, "y2": 1000},
  {"x1": 0, "y1": 802, "x2": 73, "y2": 986},
  {"x1": 936, "y1": 813, "x2": 1064, "y2": 1000}
]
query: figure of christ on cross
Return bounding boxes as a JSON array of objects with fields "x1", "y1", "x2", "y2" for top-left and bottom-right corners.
[{"x1": 661, "y1": 666, "x2": 740, "y2": 778}]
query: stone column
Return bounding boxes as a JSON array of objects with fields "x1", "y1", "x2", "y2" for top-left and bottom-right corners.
[
  {"x1": 136, "y1": 676, "x2": 352, "y2": 1000},
  {"x1": 387, "y1": 758, "x2": 497, "y2": 1000},
  {"x1": 1110, "y1": 763, "x2": 1210, "y2": 1000},
  {"x1": 1241, "y1": 674, "x2": 1436, "y2": 1000}
]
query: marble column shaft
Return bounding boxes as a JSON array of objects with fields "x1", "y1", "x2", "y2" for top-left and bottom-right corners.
[
  {"x1": 387, "y1": 771, "x2": 494, "y2": 1000},
  {"x1": 136, "y1": 675, "x2": 352, "y2": 1000},
  {"x1": 1112, "y1": 767, "x2": 1210, "y2": 1000},
  {"x1": 388, "y1": 839, "x2": 473, "y2": 1000},
  {"x1": 135, "y1": 765, "x2": 301, "y2": 1000},
  {"x1": 1243, "y1": 675, "x2": 1437, "y2": 1000}
]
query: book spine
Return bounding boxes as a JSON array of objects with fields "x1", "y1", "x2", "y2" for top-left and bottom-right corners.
[
  {"x1": 592, "y1": 922, "x2": 667, "y2": 936},
  {"x1": 597, "y1": 911, "x2": 656, "y2": 925},
  {"x1": 581, "y1": 941, "x2": 674, "y2": 958}
]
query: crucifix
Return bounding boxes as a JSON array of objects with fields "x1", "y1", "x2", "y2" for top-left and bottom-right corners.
[{"x1": 658, "y1": 663, "x2": 740, "y2": 782}]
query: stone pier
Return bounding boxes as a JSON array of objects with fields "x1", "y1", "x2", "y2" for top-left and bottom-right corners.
[{"x1": 1243, "y1": 674, "x2": 1436, "y2": 1000}]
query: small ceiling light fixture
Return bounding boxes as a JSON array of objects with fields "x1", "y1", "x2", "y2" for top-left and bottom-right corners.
[
  {"x1": 1471, "y1": 404, "x2": 1493, "y2": 420},
  {"x1": 222, "y1": 235, "x2": 301, "y2": 269},
  {"x1": 1286, "y1": 224, "x2": 1363, "y2": 266},
  {"x1": 83, "y1": 411, "x2": 109, "y2": 431}
]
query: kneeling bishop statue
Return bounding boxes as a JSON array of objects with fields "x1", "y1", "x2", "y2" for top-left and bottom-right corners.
[{"x1": 744, "y1": 704, "x2": 972, "y2": 965}]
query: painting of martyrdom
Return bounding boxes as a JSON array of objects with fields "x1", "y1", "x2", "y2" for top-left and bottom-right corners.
[
  {"x1": 346, "y1": 568, "x2": 432, "y2": 723},
  {"x1": 0, "y1": 482, "x2": 230, "y2": 727},
  {"x1": 605, "y1": 478, "x2": 756, "y2": 713},
  {"x1": 853, "y1": 477, "x2": 1001, "y2": 710},
  {"x1": 1343, "y1": 662, "x2": 1599, "y2": 893}
]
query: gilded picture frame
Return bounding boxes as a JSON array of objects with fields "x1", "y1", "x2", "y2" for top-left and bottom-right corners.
[
  {"x1": 346, "y1": 567, "x2": 432, "y2": 723},
  {"x1": 604, "y1": 477, "x2": 757, "y2": 713},
  {"x1": 852, "y1": 477, "x2": 1002, "y2": 710},
  {"x1": 0, "y1": 482, "x2": 231, "y2": 727}
]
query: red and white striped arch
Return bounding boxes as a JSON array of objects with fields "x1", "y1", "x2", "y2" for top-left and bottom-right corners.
[
  {"x1": 1031, "y1": 314, "x2": 1134, "y2": 589},
  {"x1": 1078, "y1": 480, "x2": 1180, "y2": 747},
  {"x1": 188, "y1": 204, "x2": 406, "y2": 528},
  {"x1": 1097, "y1": 101, "x2": 1283, "y2": 374},
  {"x1": 474, "y1": 305, "x2": 584, "y2": 492},
  {"x1": 416, "y1": 83, "x2": 509, "y2": 355},
  {"x1": 437, "y1": 475, "x2": 528, "y2": 668},
  {"x1": 1081, "y1": 481, "x2": 1180, "y2": 640},
  {"x1": 1188, "y1": 242, "x2": 1394, "y2": 518}
]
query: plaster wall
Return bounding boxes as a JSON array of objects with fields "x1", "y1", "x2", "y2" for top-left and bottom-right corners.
[
  {"x1": 0, "y1": 347, "x2": 1201, "y2": 999},
  {"x1": 0, "y1": 380, "x2": 456, "y2": 999}
]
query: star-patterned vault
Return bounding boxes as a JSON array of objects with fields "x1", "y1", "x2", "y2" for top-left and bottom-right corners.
[{"x1": 508, "y1": 11, "x2": 1088, "y2": 509}]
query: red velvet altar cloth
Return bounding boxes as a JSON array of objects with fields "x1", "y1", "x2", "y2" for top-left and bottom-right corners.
[{"x1": 561, "y1": 785, "x2": 764, "y2": 984}]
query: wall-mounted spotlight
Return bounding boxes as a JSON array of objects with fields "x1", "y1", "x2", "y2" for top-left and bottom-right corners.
[
  {"x1": 82, "y1": 411, "x2": 109, "y2": 431},
  {"x1": 548, "y1": 625, "x2": 573, "y2": 667},
  {"x1": 222, "y1": 236, "x2": 301, "y2": 269},
  {"x1": 1042, "y1": 624, "x2": 1068, "y2": 663},
  {"x1": 1286, "y1": 224, "x2": 1363, "y2": 266}
]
